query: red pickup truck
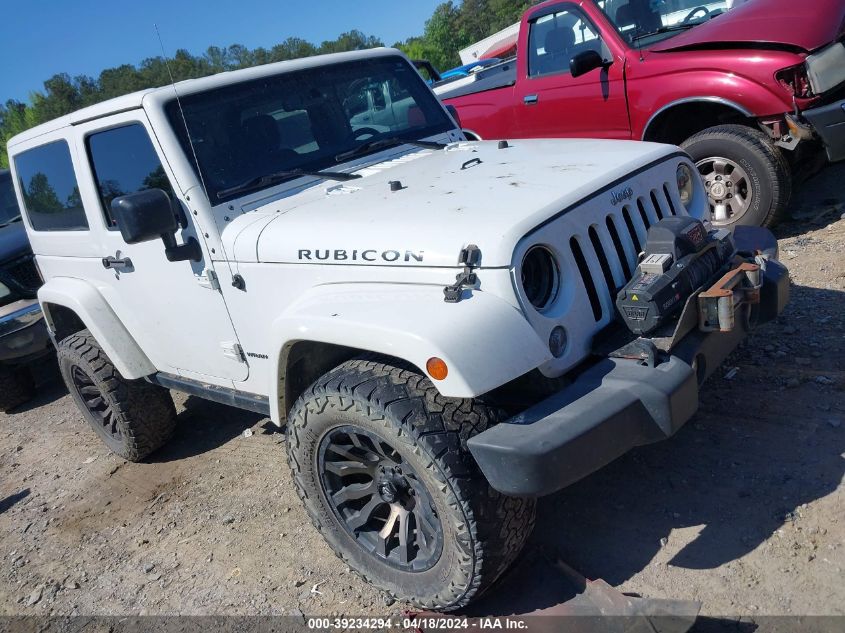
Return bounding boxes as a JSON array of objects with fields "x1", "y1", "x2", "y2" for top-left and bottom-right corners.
[{"x1": 440, "y1": 0, "x2": 845, "y2": 228}]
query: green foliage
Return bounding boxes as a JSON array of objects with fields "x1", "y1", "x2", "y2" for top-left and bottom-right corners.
[
  {"x1": 1, "y1": 2, "x2": 536, "y2": 167},
  {"x1": 396, "y1": 0, "x2": 532, "y2": 70}
]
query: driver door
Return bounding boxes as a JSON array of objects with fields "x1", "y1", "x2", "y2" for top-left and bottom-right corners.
[
  {"x1": 71, "y1": 111, "x2": 248, "y2": 385},
  {"x1": 513, "y1": 3, "x2": 630, "y2": 139}
]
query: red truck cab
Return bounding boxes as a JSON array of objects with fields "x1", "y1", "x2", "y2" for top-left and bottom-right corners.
[{"x1": 440, "y1": 0, "x2": 845, "y2": 228}]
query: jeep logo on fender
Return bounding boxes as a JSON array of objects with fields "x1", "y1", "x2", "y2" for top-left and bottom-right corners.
[
  {"x1": 610, "y1": 187, "x2": 634, "y2": 206},
  {"x1": 298, "y1": 249, "x2": 424, "y2": 263}
]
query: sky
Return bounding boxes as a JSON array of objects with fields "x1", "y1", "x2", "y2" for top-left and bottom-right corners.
[{"x1": 0, "y1": 0, "x2": 443, "y2": 105}]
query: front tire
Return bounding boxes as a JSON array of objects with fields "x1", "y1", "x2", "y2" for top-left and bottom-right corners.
[
  {"x1": 0, "y1": 364, "x2": 35, "y2": 412},
  {"x1": 57, "y1": 330, "x2": 176, "y2": 461},
  {"x1": 286, "y1": 358, "x2": 536, "y2": 611},
  {"x1": 681, "y1": 124, "x2": 791, "y2": 228}
]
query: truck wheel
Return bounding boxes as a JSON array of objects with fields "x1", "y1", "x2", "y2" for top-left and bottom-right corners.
[
  {"x1": 681, "y1": 124, "x2": 791, "y2": 228},
  {"x1": 57, "y1": 330, "x2": 176, "y2": 462},
  {"x1": 287, "y1": 358, "x2": 536, "y2": 611},
  {"x1": 0, "y1": 365, "x2": 35, "y2": 412}
]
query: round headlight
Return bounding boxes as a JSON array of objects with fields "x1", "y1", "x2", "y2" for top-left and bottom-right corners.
[
  {"x1": 521, "y1": 246, "x2": 559, "y2": 311},
  {"x1": 677, "y1": 163, "x2": 695, "y2": 209},
  {"x1": 0, "y1": 281, "x2": 10, "y2": 300}
]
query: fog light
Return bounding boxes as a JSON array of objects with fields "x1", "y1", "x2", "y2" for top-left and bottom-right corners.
[
  {"x1": 549, "y1": 326, "x2": 567, "y2": 358},
  {"x1": 426, "y1": 357, "x2": 449, "y2": 381}
]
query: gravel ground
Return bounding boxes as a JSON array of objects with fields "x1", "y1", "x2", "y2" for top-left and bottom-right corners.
[{"x1": 0, "y1": 164, "x2": 843, "y2": 619}]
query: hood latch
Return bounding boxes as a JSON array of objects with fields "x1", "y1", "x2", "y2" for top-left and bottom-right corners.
[{"x1": 444, "y1": 244, "x2": 481, "y2": 303}]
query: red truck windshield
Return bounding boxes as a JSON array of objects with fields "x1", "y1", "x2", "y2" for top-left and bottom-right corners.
[{"x1": 596, "y1": 0, "x2": 730, "y2": 47}]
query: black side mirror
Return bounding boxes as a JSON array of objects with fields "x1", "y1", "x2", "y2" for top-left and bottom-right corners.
[
  {"x1": 570, "y1": 50, "x2": 610, "y2": 78},
  {"x1": 111, "y1": 189, "x2": 202, "y2": 263}
]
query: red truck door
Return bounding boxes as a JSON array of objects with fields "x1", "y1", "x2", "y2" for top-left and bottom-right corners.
[{"x1": 513, "y1": 3, "x2": 630, "y2": 139}]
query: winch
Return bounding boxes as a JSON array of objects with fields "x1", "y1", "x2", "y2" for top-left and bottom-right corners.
[{"x1": 616, "y1": 216, "x2": 735, "y2": 336}]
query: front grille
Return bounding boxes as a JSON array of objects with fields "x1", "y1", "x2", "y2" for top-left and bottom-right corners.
[
  {"x1": 1, "y1": 254, "x2": 42, "y2": 298},
  {"x1": 570, "y1": 184, "x2": 677, "y2": 323}
]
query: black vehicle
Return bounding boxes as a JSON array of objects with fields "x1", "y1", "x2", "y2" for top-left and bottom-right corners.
[{"x1": 0, "y1": 169, "x2": 50, "y2": 411}]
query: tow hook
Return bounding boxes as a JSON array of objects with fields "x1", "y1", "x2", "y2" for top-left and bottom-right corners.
[
  {"x1": 443, "y1": 244, "x2": 481, "y2": 303},
  {"x1": 698, "y1": 262, "x2": 762, "y2": 332}
]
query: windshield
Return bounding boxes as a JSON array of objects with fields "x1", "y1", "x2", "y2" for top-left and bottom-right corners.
[
  {"x1": 596, "y1": 0, "x2": 731, "y2": 48},
  {"x1": 0, "y1": 172, "x2": 22, "y2": 226},
  {"x1": 167, "y1": 55, "x2": 454, "y2": 203}
]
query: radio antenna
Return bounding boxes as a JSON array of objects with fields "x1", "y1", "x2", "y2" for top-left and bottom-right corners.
[
  {"x1": 154, "y1": 25, "x2": 241, "y2": 287},
  {"x1": 155, "y1": 24, "x2": 210, "y2": 203}
]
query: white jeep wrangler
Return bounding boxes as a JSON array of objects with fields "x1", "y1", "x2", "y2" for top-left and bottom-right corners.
[{"x1": 8, "y1": 49, "x2": 788, "y2": 610}]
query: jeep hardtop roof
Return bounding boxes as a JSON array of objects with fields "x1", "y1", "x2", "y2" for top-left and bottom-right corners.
[{"x1": 7, "y1": 48, "x2": 400, "y2": 149}]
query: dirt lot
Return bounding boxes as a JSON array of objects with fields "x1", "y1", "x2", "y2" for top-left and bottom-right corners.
[{"x1": 1, "y1": 165, "x2": 843, "y2": 620}]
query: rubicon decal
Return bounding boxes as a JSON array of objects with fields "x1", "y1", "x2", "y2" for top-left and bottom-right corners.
[{"x1": 298, "y1": 249, "x2": 424, "y2": 263}]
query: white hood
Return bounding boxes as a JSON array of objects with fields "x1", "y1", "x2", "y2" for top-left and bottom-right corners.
[{"x1": 223, "y1": 139, "x2": 679, "y2": 268}]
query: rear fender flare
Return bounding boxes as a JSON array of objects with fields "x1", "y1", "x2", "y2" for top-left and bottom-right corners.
[{"x1": 38, "y1": 277, "x2": 156, "y2": 379}]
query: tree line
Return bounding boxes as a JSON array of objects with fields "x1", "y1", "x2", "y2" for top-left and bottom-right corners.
[{"x1": 0, "y1": 0, "x2": 532, "y2": 168}]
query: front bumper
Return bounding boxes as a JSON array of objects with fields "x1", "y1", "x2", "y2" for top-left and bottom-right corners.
[
  {"x1": 0, "y1": 300, "x2": 51, "y2": 363},
  {"x1": 804, "y1": 98, "x2": 845, "y2": 162},
  {"x1": 467, "y1": 257, "x2": 789, "y2": 498}
]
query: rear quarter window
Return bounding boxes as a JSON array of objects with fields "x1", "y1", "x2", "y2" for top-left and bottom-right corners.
[{"x1": 14, "y1": 140, "x2": 88, "y2": 232}]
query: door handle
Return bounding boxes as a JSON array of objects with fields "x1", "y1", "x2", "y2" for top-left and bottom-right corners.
[
  {"x1": 524, "y1": 94, "x2": 539, "y2": 105},
  {"x1": 102, "y1": 256, "x2": 133, "y2": 271}
]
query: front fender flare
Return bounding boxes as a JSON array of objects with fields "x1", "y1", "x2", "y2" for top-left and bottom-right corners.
[
  {"x1": 269, "y1": 284, "x2": 551, "y2": 424},
  {"x1": 39, "y1": 277, "x2": 156, "y2": 379}
]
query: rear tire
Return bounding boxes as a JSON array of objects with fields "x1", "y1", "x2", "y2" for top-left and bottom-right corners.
[
  {"x1": 57, "y1": 330, "x2": 176, "y2": 461},
  {"x1": 286, "y1": 357, "x2": 536, "y2": 611},
  {"x1": 0, "y1": 364, "x2": 35, "y2": 412},
  {"x1": 681, "y1": 124, "x2": 791, "y2": 228}
]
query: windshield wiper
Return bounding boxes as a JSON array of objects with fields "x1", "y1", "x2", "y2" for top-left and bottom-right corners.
[
  {"x1": 217, "y1": 168, "x2": 362, "y2": 199},
  {"x1": 0, "y1": 215, "x2": 22, "y2": 229},
  {"x1": 335, "y1": 137, "x2": 447, "y2": 163},
  {"x1": 631, "y1": 23, "x2": 697, "y2": 43}
]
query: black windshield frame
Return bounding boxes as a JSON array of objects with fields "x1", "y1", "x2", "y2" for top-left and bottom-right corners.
[{"x1": 166, "y1": 55, "x2": 455, "y2": 204}]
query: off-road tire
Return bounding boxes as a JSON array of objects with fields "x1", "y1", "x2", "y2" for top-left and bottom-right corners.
[
  {"x1": 57, "y1": 330, "x2": 176, "y2": 461},
  {"x1": 0, "y1": 364, "x2": 35, "y2": 412},
  {"x1": 286, "y1": 357, "x2": 536, "y2": 611},
  {"x1": 681, "y1": 124, "x2": 792, "y2": 228}
]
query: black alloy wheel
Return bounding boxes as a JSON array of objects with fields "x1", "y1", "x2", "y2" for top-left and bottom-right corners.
[
  {"x1": 57, "y1": 329, "x2": 176, "y2": 461},
  {"x1": 70, "y1": 364, "x2": 123, "y2": 446},
  {"x1": 318, "y1": 425, "x2": 443, "y2": 572}
]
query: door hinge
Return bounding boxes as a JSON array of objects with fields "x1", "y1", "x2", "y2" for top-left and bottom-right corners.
[
  {"x1": 444, "y1": 244, "x2": 481, "y2": 303},
  {"x1": 221, "y1": 341, "x2": 246, "y2": 363},
  {"x1": 197, "y1": 268, "x2": 220, "y2": 290}
]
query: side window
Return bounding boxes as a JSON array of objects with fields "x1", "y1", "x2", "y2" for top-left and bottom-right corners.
[
  {"x1": 14, "y1": 140, "x2": 88, "y2": 232},
  {"x1": 87, "y1": 123, "x2": 174, "y2": 229},
  {"x1": 528, "y1": 8, "x2": 602, "y2": 78}
]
